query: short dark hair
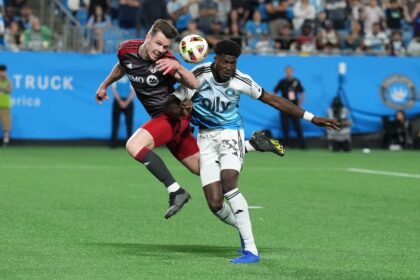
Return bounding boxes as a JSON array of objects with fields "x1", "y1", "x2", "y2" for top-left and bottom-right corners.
[
  {"x1": 149, "y1": 19, "x2": 178, "y2": 39},
  {"x1": 214, "y1": 39, "x2": 242, "y2": 57},
  {"x1": 0, "y1": 65, "x2": 7, "y2": 71}
]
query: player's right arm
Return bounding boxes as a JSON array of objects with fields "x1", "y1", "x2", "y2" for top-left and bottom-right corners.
[
  {"x1": 96, "y1": 63, "x2": 126, "y2": 104},
  {"x1": 156, "y1": 57, "x2": 199, "y2": 89},
  {"x1": 259, "y1": 90, "x2": 340, "y2": 130},
  {"x1": 163, "y1": 63, "x2": 206, "y2": 117}
]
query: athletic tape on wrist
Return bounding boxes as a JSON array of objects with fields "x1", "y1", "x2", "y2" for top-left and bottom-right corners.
[{"x1": 303, "y1": 111, "x2": 315, "y2": 122}]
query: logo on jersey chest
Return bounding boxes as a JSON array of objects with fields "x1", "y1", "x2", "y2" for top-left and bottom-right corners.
[
  {"x1": 127, "y1": 74, "x2": 159, "y2": 87},
  {"x1": 201, "y1": 96, "x2": 231, "y2": 113},
  {"x1": 226, "y1": 89, "x2": 235, "y2": 96},
  {"x1": 146, "y1": 75, "x2": 158, "y2": 86}
]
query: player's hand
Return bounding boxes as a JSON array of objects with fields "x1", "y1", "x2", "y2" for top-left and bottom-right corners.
[
  {"x1": 180, "y1": 99, "x2": 192, "y2": 117},
  {"x1": 96, "y1": 86, "x2": 109, "y2": 104},
  {"x1": 156, "y1": 58, "x2": 180, "y2": 75},
  {"x1": 312, "y1": 117, "x2": 340, "y2": 130}
]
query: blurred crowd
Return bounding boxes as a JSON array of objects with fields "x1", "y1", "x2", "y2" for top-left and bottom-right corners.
[
  {"x1": 0, "y1": 1, "x2": 53, "y2": 51},
  {"x1": 1, "y1": 0, "x2": 420, "y2": 55}
]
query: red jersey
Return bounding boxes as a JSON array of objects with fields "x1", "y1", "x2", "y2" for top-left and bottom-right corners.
[{"x1": 117, "y1": 40, "x2": 178, "y2": 117}]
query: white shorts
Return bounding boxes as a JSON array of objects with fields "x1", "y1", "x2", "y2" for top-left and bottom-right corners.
[{"x1": 197, "y1": 128, "x2": 245, "y2": 187}]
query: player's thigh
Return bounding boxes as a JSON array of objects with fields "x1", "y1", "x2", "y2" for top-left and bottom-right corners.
[
  {"x1": 126, "y1": 128, "x2": 155, "y2": 156},
  {"x1": 197, "y1": 130, "x2": 222, "y2": 187},
  {"x1": 203, "y1": 181, "x2": 224, "y2": 212},
  {"x1": 219, "y1": 129, "x2": 244, "y2": 170},
  {"x1": 167, "y1": 129, "x2": 200, "y2": 175},
  {"x1": 179, "y1": 152, "x2": 200, "y2": 175},
  {"x1": 220, "y1": 169, "x2": 240, "y2": 194},
  {"x1": 126, "y1": 114, "x2": 176, "y2": 156},
  {"x1": 219, "y1": 129, "x2": 244, "y2": 192}
]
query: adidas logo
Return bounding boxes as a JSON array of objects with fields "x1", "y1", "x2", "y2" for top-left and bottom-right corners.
[{"x1": 235, "y1": 209, "x2": 243, "y2": 214}]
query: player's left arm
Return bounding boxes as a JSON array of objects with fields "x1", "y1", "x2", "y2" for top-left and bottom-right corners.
[
  {"x1": 173, "y1": 64, "x2": 199, "y2": 89},
  {"x1": 259, "y1": 89, "x2": 340, "y2": 130},
  {"x1": 156, "y1": 58, "x2": 199, "y2": 89},
  {"x1": 163, "y1": 94, "x2": 192, "y2": 119},
  {"x1": 163, "y1": 84, "x2": 195, "y2": 118}
]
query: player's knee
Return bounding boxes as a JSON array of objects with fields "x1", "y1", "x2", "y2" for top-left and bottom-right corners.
[
  {"x1": 126, "y1": 136, "x2": 153, "y2": 158},
  {"x1": 220, "y1": 170, "x2": 239, "y2": 190},
  {"x1": 125, "y1": 139, "x2": 139, "y2": 157},
  {"x1": 190, "y1": 166, "x2": 200, "y2": 176},
  {"x1": 207, "y1": 199, "x2": 224, "y2": 213}
]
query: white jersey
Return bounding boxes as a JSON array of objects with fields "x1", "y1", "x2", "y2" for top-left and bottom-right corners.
[{"x1": 173, "y1": 62, "x2": 263, "y2": 129}]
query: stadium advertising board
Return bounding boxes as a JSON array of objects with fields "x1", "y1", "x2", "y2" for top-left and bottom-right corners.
[{"x1": 1, "y1": 52, "x2": 420, "y2": 139}]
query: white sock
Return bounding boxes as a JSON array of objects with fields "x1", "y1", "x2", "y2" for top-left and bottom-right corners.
[
  {"x1": 167, "y1": 182, "x2": 181, "y2": 193},
  {"x1": 225, "y1": 188, "x2": 258, "y2": 256},
  {"x1": 214, "y1": 202, "x2": 238, "y2": 228},
  {"x1": 244, "y1": 140, "x2": 255, "y2": 153}
]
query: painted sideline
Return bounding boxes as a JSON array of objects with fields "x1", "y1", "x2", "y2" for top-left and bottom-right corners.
[{"x1": 347, "y1": 168, "x2": 420, "y2": 179}]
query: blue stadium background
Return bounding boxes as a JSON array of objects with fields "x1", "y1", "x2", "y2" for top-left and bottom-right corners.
[{"x1": 2, "y1": 52, "x2": 420, "y2": 140}]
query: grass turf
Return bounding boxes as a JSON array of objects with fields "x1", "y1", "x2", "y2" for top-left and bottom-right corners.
[{"x1": 0, "y1": 147, "x2": 419, "y2": 280}]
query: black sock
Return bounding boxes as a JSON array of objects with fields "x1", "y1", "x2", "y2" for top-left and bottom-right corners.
[{"x1": 134, "y1": 147, "x2": 176, "y2": 188}]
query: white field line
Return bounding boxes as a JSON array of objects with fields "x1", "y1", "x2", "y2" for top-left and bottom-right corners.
[
  {"x1": 347, "y1": 168, "x2": 420, "y2": 179},
  {"x1": 248, "y1": 206, "x2": 263, "y2": 209},
  {"x1": 0, "y1": 164, "x2": 131, "y2": 170},
  {"x1": 0, "y1": 165, "x2": 332, "y2": 171},
  {"x1": 5, "y1": 165, "x2": 418, "y2": 181}
]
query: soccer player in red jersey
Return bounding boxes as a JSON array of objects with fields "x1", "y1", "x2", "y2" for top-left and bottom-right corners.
[
  {"x1": 96, "y1": 20, "x2": 200, "y2": 219},
  {"x1": 96, "y1": 20, "x2": 284, "y2": 219}
]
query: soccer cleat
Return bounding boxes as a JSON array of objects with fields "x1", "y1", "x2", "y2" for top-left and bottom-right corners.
[
  {"x1": 164, "y1": 188, "x2": 191, "y2": 219},
  {"x1": 230, "y1": 250, "x2": 260, "y2": 264},
  {"x1": 249, "y1": 130, "x2": 285, "y2": 157}
]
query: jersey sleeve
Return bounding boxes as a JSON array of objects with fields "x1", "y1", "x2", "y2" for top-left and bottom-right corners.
[
  {"x1": 235, "y1": 71, "x2": 263, "y2": 99},
  {"x1": 173, "y1": 85, "x2": 195, "y2": 101},
  {"x1": 192, "y1": 63, "x2": 210, "y2": 79},
  {"x1": 117, "y1": 40, "x2": 141, "y2": 66}
]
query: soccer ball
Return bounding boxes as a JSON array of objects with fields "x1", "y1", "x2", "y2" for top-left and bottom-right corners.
[{"x1": 179, "y1": 34, "x2": 209, "y2": 64}]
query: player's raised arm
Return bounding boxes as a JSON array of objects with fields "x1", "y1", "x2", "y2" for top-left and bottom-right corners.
[
  {"x1": 259, "y1": 89, "x2": 340, "y2": 130},
  {"x1": 156, "y1": 58, "x2": 198, "y2": 90},
  {"x1": 174, "y1": 63, "x2": 199, "y2": 89},
  {"x1": 96, "y1": 63, "x2": 126, "y2": 104},
  {"x1": 163, "y1": 83, "x2": 195, "y2": 118}
]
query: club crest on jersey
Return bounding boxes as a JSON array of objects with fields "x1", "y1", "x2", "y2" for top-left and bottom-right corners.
[
  {"x1": 146, "y1": 75, "x2": 159, "y2": 86},
  {"x1": 225, "y1": 89, "x2": 235, "y2": 96}
]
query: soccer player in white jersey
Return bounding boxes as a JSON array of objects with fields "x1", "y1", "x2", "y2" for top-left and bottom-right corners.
[{"x1": 172, "y1": 40, "x2": 340, "y2": 263}]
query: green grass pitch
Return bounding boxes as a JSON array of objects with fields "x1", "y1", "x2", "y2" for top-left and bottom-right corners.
[{"x1": 1, "y1": 147, "x2": 419, "y2": 280}]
